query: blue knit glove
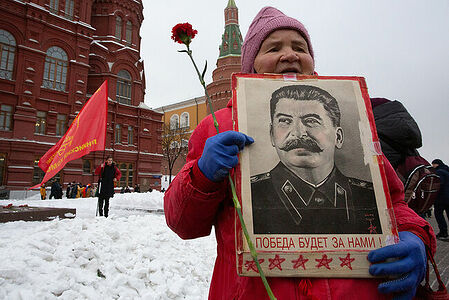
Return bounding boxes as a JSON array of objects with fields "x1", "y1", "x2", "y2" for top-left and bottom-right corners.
[
  {"x1": 198, "y1": 131, "x2": 254, "y2": 182},
  {"x1": 368, "y1": 231, "x2": 427, "y2": 300}
]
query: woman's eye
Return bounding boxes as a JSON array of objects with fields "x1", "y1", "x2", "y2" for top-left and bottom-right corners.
[
  {"x1": 294, "y1": 46, "x2": 306, "y2": 53},
  {"x1": 278, "y1": 118, "x2": 292, "y2": 125}
]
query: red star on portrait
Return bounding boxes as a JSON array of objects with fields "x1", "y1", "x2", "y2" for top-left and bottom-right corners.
[
  {"x1": 268, "y1": 254, "x2": 285, "y2": 271},
  {"x1": 244, "y1": 259, "x2": 264, "y2": 272},
  {"x1": 339, "y1": 253, "x2": 355, "y2": 270},
  {"x1": 365, "y1": 214, "x2": 377, "y2": 234},
  {"x1": 292, "y1": 255, "x2": 309, "y2": 270},
  {"x1": 315, "y1": 254, "x2": 333, "y2": 270}
]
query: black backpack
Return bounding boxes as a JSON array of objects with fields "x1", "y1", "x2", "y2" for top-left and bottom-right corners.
[{"x1": 395, "y1": 155, "x2": 441, "y2": 214}]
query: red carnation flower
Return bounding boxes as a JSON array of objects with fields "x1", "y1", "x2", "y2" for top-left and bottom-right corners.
[{"x1": 171, "y1": 23, "x2": 198, "y2": 46}]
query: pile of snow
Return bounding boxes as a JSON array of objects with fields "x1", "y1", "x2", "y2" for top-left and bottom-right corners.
[{"x1": 0, "y1": 192, "x2": 216, "y2": 299}]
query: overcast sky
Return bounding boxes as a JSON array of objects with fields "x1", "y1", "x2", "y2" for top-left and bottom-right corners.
[{"x1": 140, "y1": 0, "x2": 449, "y2": 163}]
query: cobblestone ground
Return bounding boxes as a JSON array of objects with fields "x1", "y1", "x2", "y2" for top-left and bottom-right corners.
[{"x1": 425, "y1": 213, "x2": 449, "y2": 290}]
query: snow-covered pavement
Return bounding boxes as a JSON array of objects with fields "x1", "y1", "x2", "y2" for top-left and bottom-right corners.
[{"x1": 0, "y1": 192, "x2": 216, "y2": 299}]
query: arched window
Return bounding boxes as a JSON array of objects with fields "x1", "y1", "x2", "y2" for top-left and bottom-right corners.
[
  {"x1": 115, "y1": 16, "x2": 122, "y2": 40},
  {"x1": 119, "y1": 162, "x2": 133, "y2": 187},
  {"x1": 42, "y1": 46, "x2": 68, "y2": 91},
  {"x1": 128, "y1": 126, "x2": 133, "y2": 145},
  {"x1": 0, "y1": 30, "x2": 16, "y2": 80},
  {"x1": 170, "y1": 114, "x2": 179, "y2": 130},
  {"x1": 32, "y1": 158, "x2": 45, "y2": 184},
  {"x1": 55, "y1": 114, "x2": 67, "y2": 136},
  {"x1": 181, "y1": 139, "x2": 189, "y2": 148},
  {"x1": 0, "y1": 104, "x2": 12, "y2": 131},
  {"x1": 126, "y1": 21, "x2": 132, "y2": 44},
  {"x1": 35, "y1": 111, "x2": 46, "y2": 135},
  {"x1": 82, "y1": 160, "x2": 91, "y2": 173},
  {"x1": 180, "y1": 112, "x2": 189, "y2": 128},
  {"x1": 64, "y1": 0, "x2": 74, "y2": 20},
  {"x1": 49, "y1": 0, "x2": 59, "y2": 13},
  {"x1": 115, "y1": 124, "x2": 121, "y2": 143},
  {"x1": 116, "y1": 70, "x2": 132, "y2": 104}
]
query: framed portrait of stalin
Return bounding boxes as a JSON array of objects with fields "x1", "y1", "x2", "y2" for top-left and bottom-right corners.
[{"x1": 232, "y1": 74, "x2": 399, "y2": 277}]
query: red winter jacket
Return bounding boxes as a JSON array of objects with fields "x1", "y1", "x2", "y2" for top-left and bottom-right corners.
[
  {"x1": 164, "y1": 100, "x2": 436, "y2": 300},
  {"x1": 94, "y1": 163, "x2": 122, "y2": 180}
]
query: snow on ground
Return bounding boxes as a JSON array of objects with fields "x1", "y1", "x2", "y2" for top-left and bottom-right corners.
[{"x1": 0, "y1": 192, "x2": 216, "y2": 299}]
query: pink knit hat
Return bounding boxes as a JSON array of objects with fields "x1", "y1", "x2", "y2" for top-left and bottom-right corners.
[{"x1": 241, "y1": 7, "x2": 314, "y2": 74}]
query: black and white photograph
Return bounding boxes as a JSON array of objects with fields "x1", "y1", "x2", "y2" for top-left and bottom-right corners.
[{"x1": 235, "y1": 75, "x2": 394, "y2": 237}]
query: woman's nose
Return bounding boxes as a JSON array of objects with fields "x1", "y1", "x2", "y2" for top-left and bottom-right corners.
[{"x1": 280, "y1": 48, "x2": 299, "y2": 62}]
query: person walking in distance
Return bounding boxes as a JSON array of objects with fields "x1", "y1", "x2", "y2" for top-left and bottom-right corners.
[
  {"x1": 40, "y1": 185, "x2": 46, "y2": 200},
  {"x1": 432, "y1": 159, "x2": 449, "y2": 239},
  {"x1": 95, "y1": 156, "x2": 121, "y2": 217}
]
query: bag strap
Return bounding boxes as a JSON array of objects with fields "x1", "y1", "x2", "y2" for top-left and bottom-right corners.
[{"x1": 424, "y1": 246, "x2": 447, "y2": 292}]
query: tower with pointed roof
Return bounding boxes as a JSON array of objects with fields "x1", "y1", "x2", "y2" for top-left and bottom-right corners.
[{"x1": 206, "y1": 0, "x2": 243, "y2": 112}]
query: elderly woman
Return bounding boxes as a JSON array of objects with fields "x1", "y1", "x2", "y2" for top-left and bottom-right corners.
[{"x1": 164, "y1": 7, "x2": 435, "y2": 300}]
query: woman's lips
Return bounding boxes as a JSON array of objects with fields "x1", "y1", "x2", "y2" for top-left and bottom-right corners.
[{"x1": 279, "y1": 68, "x2": 301, "y2": 74}]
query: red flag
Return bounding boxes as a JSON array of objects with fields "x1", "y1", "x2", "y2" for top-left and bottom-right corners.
[{"x1": 30, "y1": 81, "x2": 108, "y2": 189}]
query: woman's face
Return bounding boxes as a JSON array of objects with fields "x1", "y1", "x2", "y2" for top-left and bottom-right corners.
[{"x1": 254, "y1": 29, "x2": 314, "y2": 75}]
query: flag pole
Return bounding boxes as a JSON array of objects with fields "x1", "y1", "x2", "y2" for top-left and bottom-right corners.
[{"x1": 96, "y1": 83, "x2": 108, "y2": 217}]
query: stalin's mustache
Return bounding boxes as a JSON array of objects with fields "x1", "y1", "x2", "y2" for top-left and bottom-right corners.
[{"x1": 279, "y1": 138, "x2": 323, "y2": 153}]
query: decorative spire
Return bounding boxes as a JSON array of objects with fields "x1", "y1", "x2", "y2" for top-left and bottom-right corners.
[
  {"x1": 219, "y1": 0, "x2": 242, "y2": 57},
  {"x1": 227, "y1": 0, "x2": 236, "y2": 8}
]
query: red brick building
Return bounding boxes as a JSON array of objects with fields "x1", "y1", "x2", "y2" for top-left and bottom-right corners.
[{"x1": 0, "y1": 0, "x2": 162, "y2": 198}]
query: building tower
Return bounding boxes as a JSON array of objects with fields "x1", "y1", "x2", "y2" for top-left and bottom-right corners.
[
  {"x1": 206, "y1": 0, "x2": 243, "y2": 112},
  {"x1": 88, "y1": 0, "x2": 163, "y2": 191},
  {"x1": 89, "y1": 0, "x2": 145, "y2": 106}
]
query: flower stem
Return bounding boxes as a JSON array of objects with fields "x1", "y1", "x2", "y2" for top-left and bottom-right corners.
[
  {"x1": 228, "y1": 176, "x2": 277, "y2": 300},
  {"x1": 183, "y1": 45, "x2": 276, "y2": 300},
  {"x1": 186, "y1": 45, "x2": 220, "y2": 132}
]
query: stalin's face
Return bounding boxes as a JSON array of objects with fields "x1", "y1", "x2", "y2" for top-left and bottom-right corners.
[{"x1": 270, "y1": 98, "x2": 343, "y2": 170}]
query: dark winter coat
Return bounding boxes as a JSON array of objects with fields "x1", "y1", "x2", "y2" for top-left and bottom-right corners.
[
  {"x1": 371, "y1": 98, "x2": 422, "y2": 168},
  {"x1": 50, "y1": 181, "x2": 63, "y2": 199},
  {"x1": 70, "y1": 184, "x2": 78, "y2": 198},
  {"x1": 95, "y1": 163, "x2": 121, "y2": 198},
  {"x1": 435, "y1": 164, "x2": 449, "y2": 204}
]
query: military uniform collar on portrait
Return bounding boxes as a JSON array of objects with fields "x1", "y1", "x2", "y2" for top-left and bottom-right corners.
[
  {"x1": 270, "y1": 162, "x2": 350, "y2": 208},
  {"x1": 250, "y1": 162, "x2": 378, "y2": 234},
  {"x1": 261, "y1": 162, "x2": 352, "y2": 226}
]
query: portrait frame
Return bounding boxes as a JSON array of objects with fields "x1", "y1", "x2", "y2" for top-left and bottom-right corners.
[{"x1": 232, "y1": 74, "x2": 399, "y2": 277}]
